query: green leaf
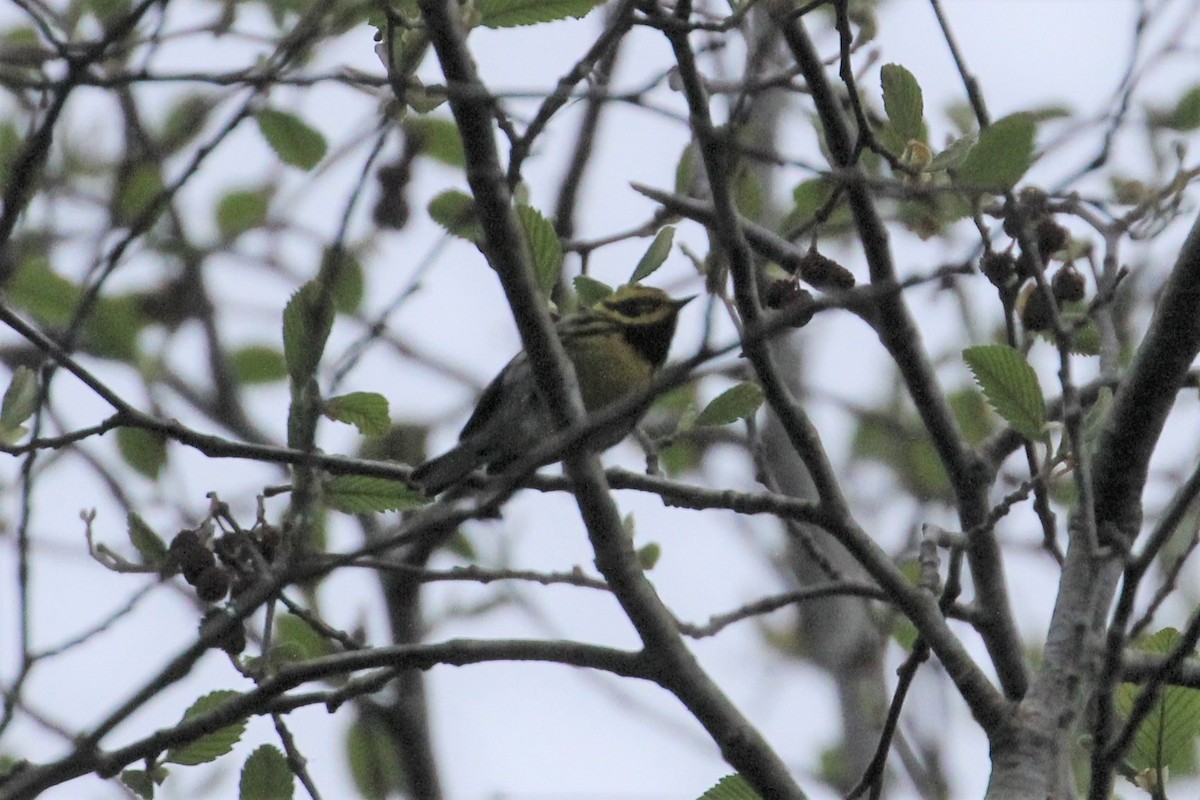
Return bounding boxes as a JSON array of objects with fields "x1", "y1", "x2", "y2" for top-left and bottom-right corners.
[
  {"x1": 127, "y1": 512, "x2": 168, "y2": 565},
  {"x1": 272, "y1": 613, "x2": 335, "y2": 663},
  {"x1": 956, "y1": 113, "x2": 1036, "y2": 192},
  {"x1": 674, "y1": 144, "x2": 698, "y2": 195},
  {"x1": 1, "y1": 365, "x2": 39, "y2": 428},
  {"x1": 516, "y1": 204, "x2": 562, "y2": 296},
  {"x1": 231, "y1": 346, "x2": 289, "y2": 384},
  {"x1": 346, "y1": 714, "x2": 407, "y2": 800},
  {"x1": 165, "y1": 690, "x2": 246, "y2": 766},
  {"x1": 160, "y1": 94, "x2": 214, "y2": 154},
  {"x1": 573, "y1": 275, "x2": 613, "y2": 307},
  {"x1": 325, "y1": 475, "x2": 429, "y2": 513},
  {"x1": 325, "y1": 392, "x2": 391, "y2": 436},
  {"x1": 962, "y1": 344, "x2": 1046, "y2": 441},
  {"x1": 1115, "y1": 628, "x2": 1200, "y2": 774},
  {"x1": 630, "y1": 226, "x2": 675, "y2": 283},
  {"x1": 282, "y1": 282, "x2": 334, "y2": 384},
  {"x1": 115, "y1": 163, "x2": 164, "y2": 227},
  {"x1": 239, "y1": 745, "x2": 293, "y2": 800},
  {"x1": 881, "y1": 63, "x2": 924, "y2": 143},
  {"x1": 427, "y1": 190, "x2": 483, "y2": 242},
  {"x1": 117, "y1": 427, "x2": 168, "y2": 479},
  {"x1": 216, "y1": 188, "x2": 270, "y2": 239},
  {"x1": 1167, "y1": 85, "x2": 1200, "y2": 131},
  {"x1": 696, "y1": 773, "x2": 763, "y2": 800},
  {"x1": 120, "y1": 769, "x2": 156, "y2": 799},
  {"x1": 324, "y1": 248, "x2": 364, "y2": 314},
  {"x1": 694, "y1": 381, "x2": 764, "y2": 427},
  {"x1": 403, "y1": 116, "x2": 465, "y2": 167},
  {"x1": 476, "y1": 0, "x2": 605, "y2": 27},
  {"x1": 256, "y1": 109, "x2": 326, "y2": 170},
  {"x1": 928, "y1": 134, "x2": 975, "y2": 172},
  {"x1": 636, "y1": 542, "x2": 661, "y2": 570}
]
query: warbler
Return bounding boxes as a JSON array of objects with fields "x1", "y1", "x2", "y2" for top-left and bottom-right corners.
[{"x1": 411, "y1": 284, "x2": 693, "y2": 493}]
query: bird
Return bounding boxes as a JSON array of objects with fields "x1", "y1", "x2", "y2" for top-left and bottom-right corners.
[{"x1": 410, "y1": 284, "x2": 693, "y2": 494}]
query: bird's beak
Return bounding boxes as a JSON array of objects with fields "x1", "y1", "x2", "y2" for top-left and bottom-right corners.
[{"x1": 674, "y1": 295, "x2": 697, "y2": 309}]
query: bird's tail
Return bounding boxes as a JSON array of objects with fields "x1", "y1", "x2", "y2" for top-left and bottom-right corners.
[{"x1": 410, "y1": 443, "x2": 482, "y2": 495}]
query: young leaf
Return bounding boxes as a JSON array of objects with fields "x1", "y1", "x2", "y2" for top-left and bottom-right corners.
[
  {"x1": 165, "y1": 690, "x2": 247, "y2": 766},
  {"x1": 346, "y1": 714, "x2": 407, "y2": 800},
  {"x1": 427, "y1": 190, "x2": 483, "y2": 242},
  {"x1": 573, "y1": 275, "x2": 613, "y2": 307},
  {"x1": 928, "y1": 134, "x2": 975, "y2": 172},
  {"x1": 696, "y1": 773, "x2": 763, "y2": 800},
  {"x1": 325, "y1": 392, "x2": 391, "y2": 437},
  {"x1": 956, "y1": 113, "x2": 1036, "y2": 192},
  {"x1": 962, "y1": 344, "x2": 1046, "y2": 441},
  {"x1": 1166, "y1": 85, "x2": 1200, "y2": 131},
  {"x1": 117, "y1": 427, "x2": 168, "y2": 479},
  {"x1": 694, "y1": 381, "x2": 764, "y2": 427},
  {"x1": 1114, "y1": 628, "x2": 1200, "y2": 774},
  {"x1": 881, "y1": 63, "x2": 924, "y2": 143},
  {"x1": 326, "y1": 475, "x2": 429, "y2": 513},
  {"x1": 1, "y1": 365, "x2": 39, "y2": 428},
  {"x1": 231, "y1": 346, "x2": 289, "y2": 385},
  {"x1": 630, "y1": 226, "x2": 675, "y2": 283},
  {"x1": 240, "y1": 745, "x2": 294, "y2": 800},
  {"x1": 215, "y1": 188, "x2": 270, "y2": 240},
  {"x1": 127, "y1": 512, "x2": 168, "y2": 565},
  {"x1": 282, "y1": 282, "x2": 333, "y2": 384},
  {"x1": 256, "y1": 109, "x2": 326, "y2": 170},
  {"x1": 273, "y1": 614, "x2": 335, "y2": 663},
  {"x1": 475, "y1": 0, "x2": 605, "y2": 28},
  {"x1": 516, "y1": 204, "x2": 562, "y2": 296},
  {"x1": 120, "y1": 769, "x2": 156, "y2": 799},
  {"x1": 403, "y1": 116, "x2": 465, "y2": 167}
]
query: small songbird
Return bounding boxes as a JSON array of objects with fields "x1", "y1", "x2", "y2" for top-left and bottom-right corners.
[{"x1": 410, "y1": 284, "x2": 693, "y2": 494}]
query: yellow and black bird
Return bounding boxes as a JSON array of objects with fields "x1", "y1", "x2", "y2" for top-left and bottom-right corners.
[{"x1": 411, "y1": 284, "x2": 692, "y2": 493}]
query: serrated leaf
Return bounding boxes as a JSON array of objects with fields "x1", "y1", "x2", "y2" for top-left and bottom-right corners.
[
  {"x1": 881, "y1": 63, "x2": 924, "y2": 143},
  {"x1": 516, "y1": 204, "x2": 561, "y2": 296},
  {"x1": 1, "y1": 365, "x2": 39, "y2": 428},
  {"x1": 231, "y1": 346, "x2": 289, "y2": 384},
  {"x1": 1115, "y1": 628, "x2": 1200, "y2": 774},
  {"x1": 325, "y1": 392, "x2": 391, "y2": 436},
  {"x1": 694, "y1": 381, "x2": 764, "y2": 427},
  {"x1": 282, "y1": 282, "x2": 333, "y2": 384},
  {"x1": 956, "y1": 113, "x2": 1036, "y2": 192},
  {"x1": 631, "y1": 226, "x2": 675, "y2": 283},
  {"x1": 240, "y1": 745, "x2": 293, "y2": 800},
  {"x1": 962, "y1": 344, "x2": 1046, "y2": 441},
  {"x1": 346, "y1": 715, "x2": 407, "y2": 800},
  {"x1": 324, "y1": 248, "x2": 364, "y2": 314},
  {"x1": 165, "y1": 690, "x2": 246, "y2": 766},
  {"x1": 697, "y1": 773, "x2": 763, "y2": 800},
  {"x1": 256, "y1": 109, "x2": 326, "y2": 170},
  {"x1": 215, "y1": 188, "x2": 270, "y2": 239},
  {"x1": 117, "y1": 427, "x2": 168, "y2": 479},
  {"x1": 121, "y1": 769, "x2": 156, "y2": 799},
  {"x1": 326, "y1": 475, "x2": 429, "y2": 513},
  {"x1": 427, "y1": 190, "x2": 483, "y2": 242},
  {"x1": 476, "y1": 0, "x2": 604, "y2": 27},
  {"x1": 403, "y1": 116, "x2": 465, "y2": 167},
  {"x1": 127, "y1": 512, "x2": 167, "y2": 565},
  {"x1": 573, "y1": 275, "x2": 612, "y2": 307}
]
